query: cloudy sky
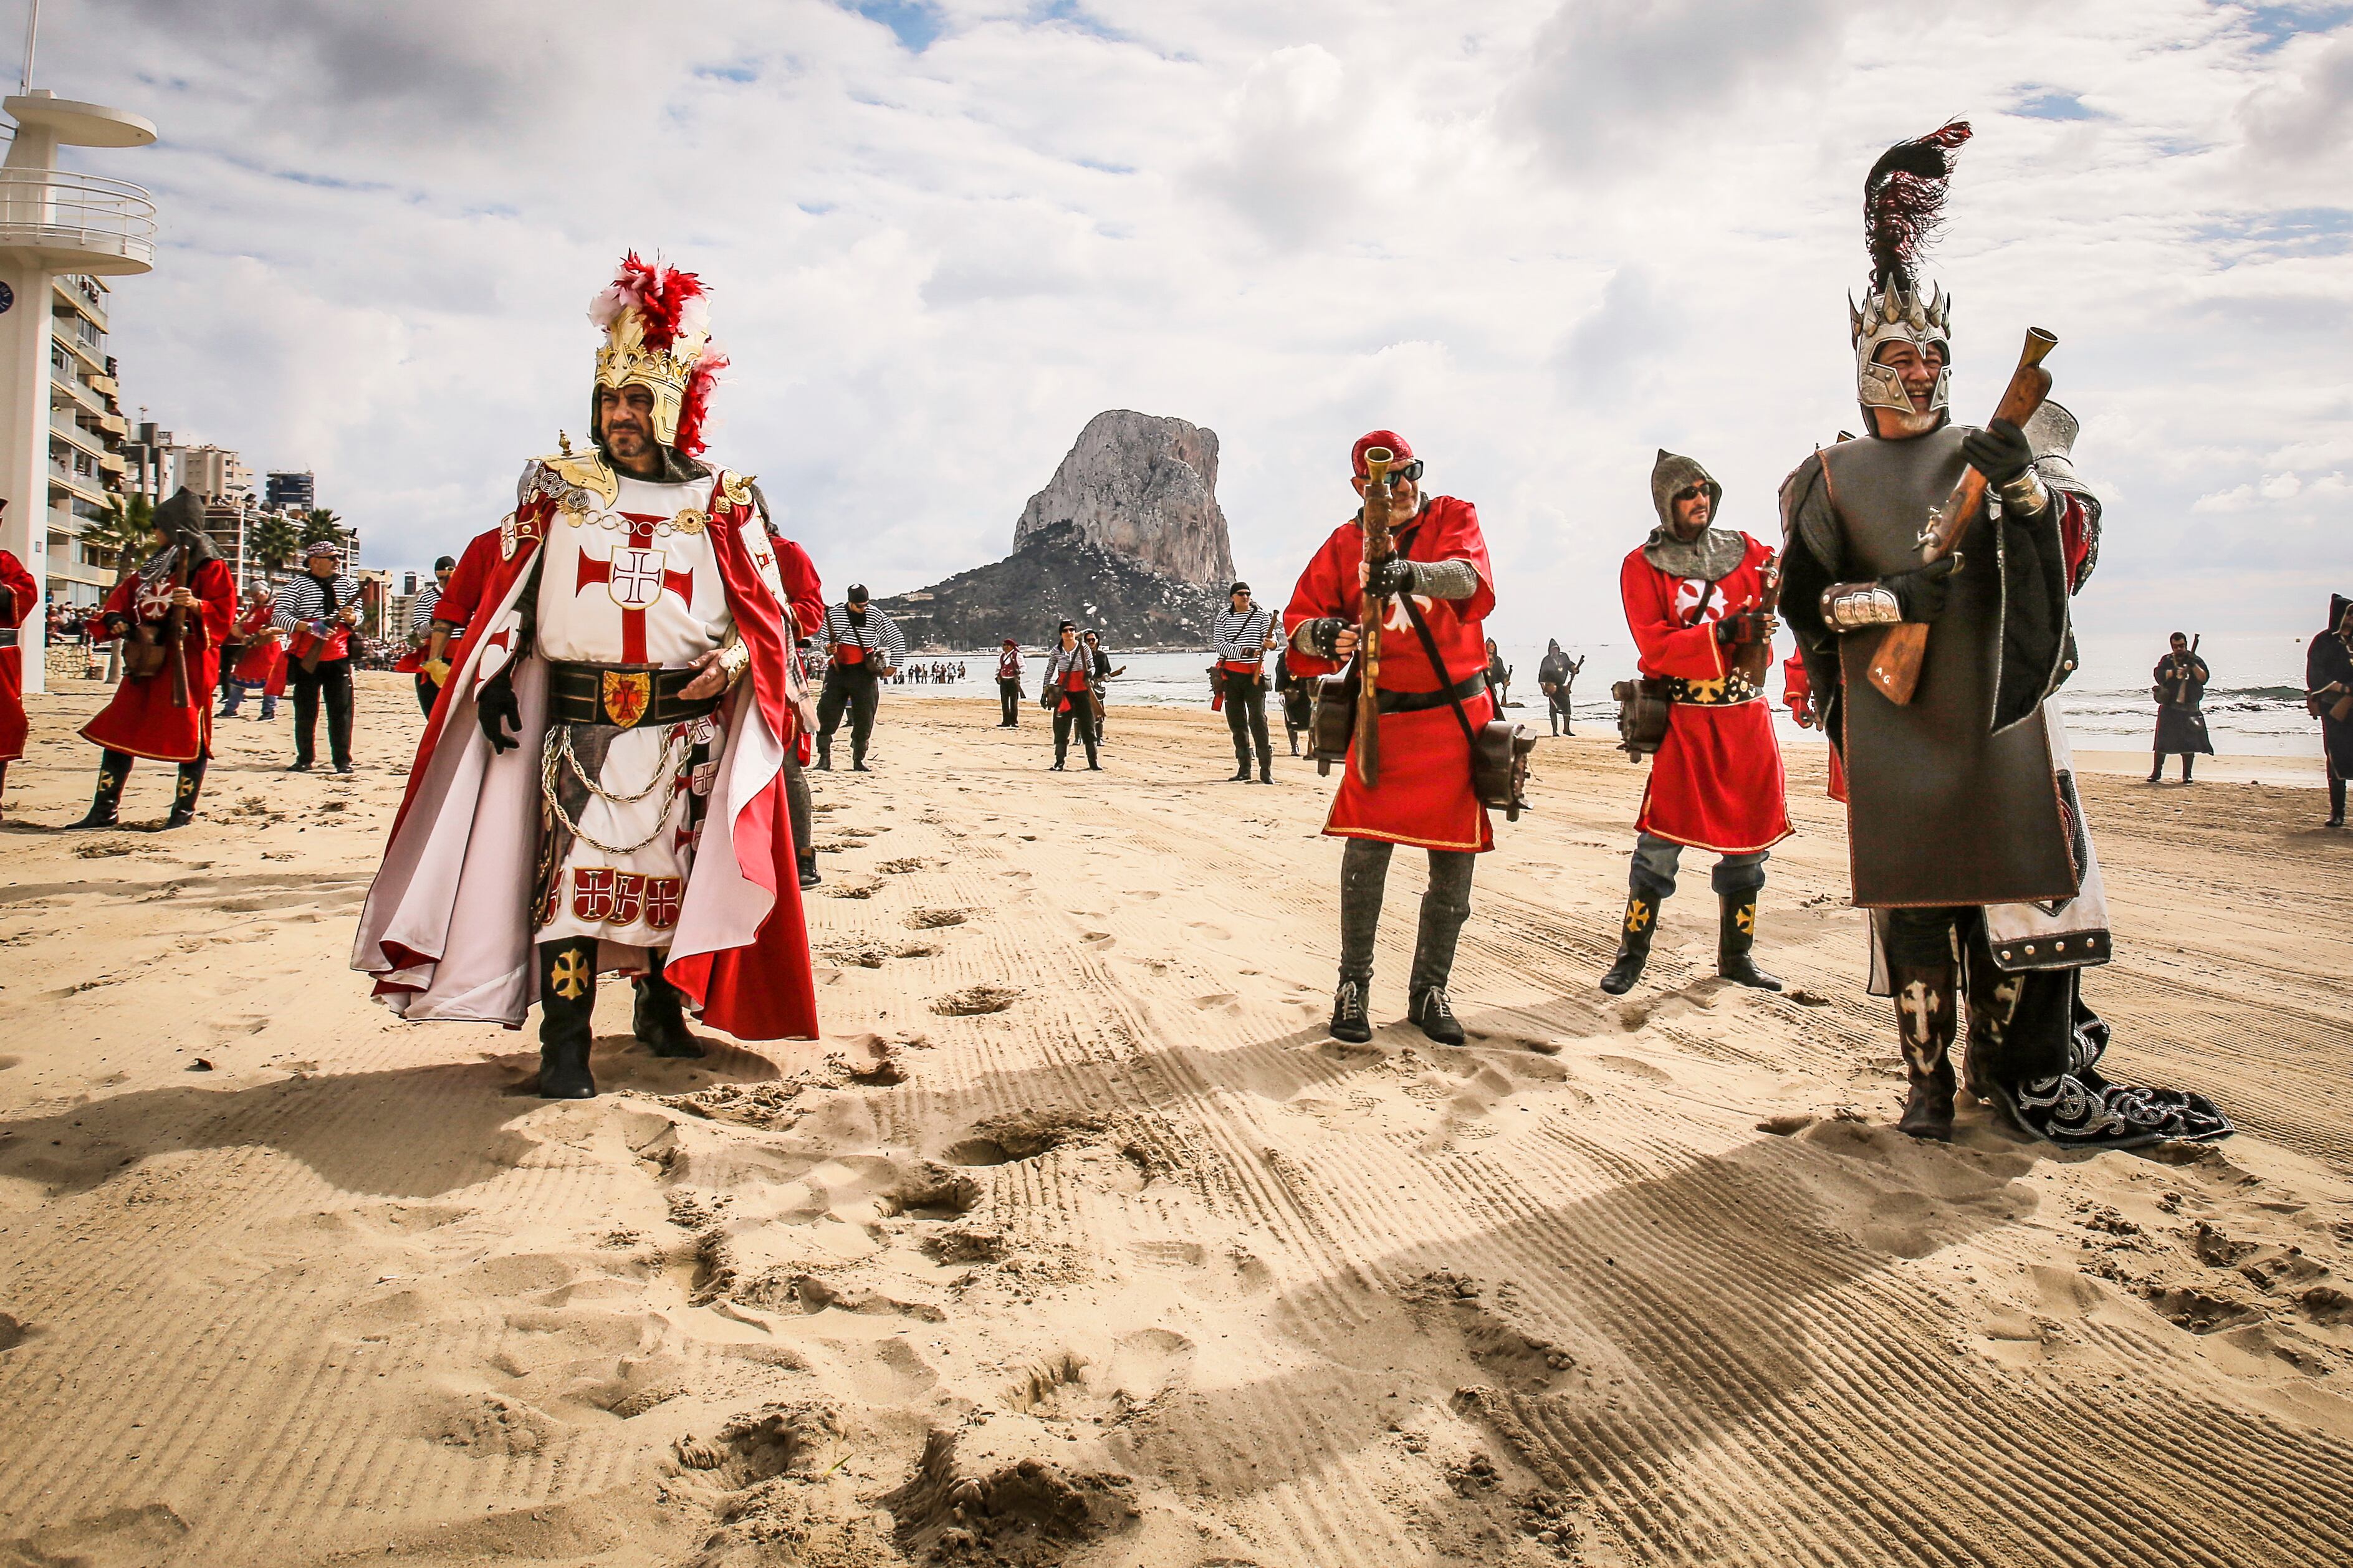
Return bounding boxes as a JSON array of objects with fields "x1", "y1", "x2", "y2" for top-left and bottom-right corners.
[{"x1": 29, "y1": 0, "x2": 2351, "y2": 640}]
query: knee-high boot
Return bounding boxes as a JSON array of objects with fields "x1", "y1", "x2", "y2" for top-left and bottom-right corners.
[
  {"x1": 1715, "y1": 892, "x2": 1781, "y2": 990},
  {"x1": 70, "y1": 750, "x2": 130, "y2": 829},
  {"x1": 1889, "y1": 958, "x2": 1958, "y2": 1140},
  {"x1": 537, "y1": 938, "x2": 599, "y2": 1099},
  {"x1": 165, "y1": 757, "x2": 208, "y2": 829},
  {"x1": 1406, "y1": 851, "x2": 1474, "y2": 1045},
  {"x1": 1599, "y1": 889, "x2": 1661, "y2": 995},
  {"x1": 633, "y1": 949, "x2": 704, "y2": 1058}
]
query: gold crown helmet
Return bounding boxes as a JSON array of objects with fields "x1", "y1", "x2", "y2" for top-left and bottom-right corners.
[
  {"x1": 1849, "y1": 120, "x2": 1970, "y2": 418},
  {"x1": 588, "y1": 253, "x2": 726, "y2": 456}
]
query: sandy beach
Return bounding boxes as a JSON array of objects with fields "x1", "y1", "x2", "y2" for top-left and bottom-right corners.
[{"x1": 2, "y1": 671, "x2": 2351, "y2": 1567}]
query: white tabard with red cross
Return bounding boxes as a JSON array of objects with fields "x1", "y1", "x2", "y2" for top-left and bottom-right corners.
[{"x1": 534, "y1": 472, "x2": 734, "y2": 953}]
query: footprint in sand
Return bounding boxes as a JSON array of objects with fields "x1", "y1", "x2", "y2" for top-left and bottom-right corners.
[
  {"x1": 905, "y1": 907, "x2": 970, "y2": 929},
  {"x1": 931, "y1": 984, "x2": 1020, "y2": 1017}
]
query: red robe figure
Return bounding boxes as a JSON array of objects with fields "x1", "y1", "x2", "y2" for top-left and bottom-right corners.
[
  {"x1": 70, "y1": 489, "x2": 236, "y2": 829},
  {"x1": 353, "y1": 254, "x2": 818, "y2": 1099},
  {"x1": 1601, "y1": 450, "x2": 1791, "y2": 995},
  {"x1": 0, "y1": 542, "x2": 34, "y2": 821},
  {"x1": 747, "y1": 478, "x2": 824, "y2": 887},
  {"x1": 1781, "y1": 647, "x2": 1847, "y2": 802},
  {"x1": 1284, "y1": 429, "x2": 1495, "y2": 1048},
  {"x1": 221, "y1": 583, "x2": 287, "y2": 719}
]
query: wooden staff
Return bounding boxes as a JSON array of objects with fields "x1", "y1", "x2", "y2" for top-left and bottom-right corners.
[{"x1": 1354, "y1": 448, "x2": 1397, "y2": 786}]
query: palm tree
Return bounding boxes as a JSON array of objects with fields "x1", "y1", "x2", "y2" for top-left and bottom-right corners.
[
  {"x1": 81, "y1": 492, "x2": 153, "y2": 583},
  {"x1": 300, "y1": 507, "x2": 346, "y2": 552},
  {"x1": 249, "y1": 510, "x2": 300, "y2": 573}
]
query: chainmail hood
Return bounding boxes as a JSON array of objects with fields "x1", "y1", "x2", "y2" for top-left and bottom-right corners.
[{"x1": 1642, "y1": 449, "x2": 1744, "y2": 581}]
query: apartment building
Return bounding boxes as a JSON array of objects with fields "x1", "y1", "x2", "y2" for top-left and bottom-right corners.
[{"x1": 44, "y1": 274, "x2": 132, "y2": 606}]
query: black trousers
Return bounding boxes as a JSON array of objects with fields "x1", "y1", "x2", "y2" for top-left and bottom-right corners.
[
  {"x1": 415, "y1": 673, "x2": 439, "y2": 716},
  {"x1": 998, "y1": 677, "x2": 1022, "y2": 725},
  {"x1": 1223, "y1": 672, "x2": 1271, "y2": 768},
  {"x1": 785, "y1": 753, "x2": 813, "y2": 863},
  {"x1": 1053, "y1": 696, "x2": 1098, "y2": 767},
  {"x1": 289, "y1": 656, "x2": 353, "y2": 768},
  {"x1": 817, "y1": 666, "x2": 880, "y2": 762}
]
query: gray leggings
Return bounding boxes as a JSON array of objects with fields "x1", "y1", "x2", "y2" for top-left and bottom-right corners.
[
  {"x1": 1338, "y1": 837, "x2": 1476, "y2": 993},
  {"x1": 1627, "y1": 831, "x2": 1767, "y2": 901},
  {"x1": 785, "y1": 753, "x2": 813, "y2": 861}
]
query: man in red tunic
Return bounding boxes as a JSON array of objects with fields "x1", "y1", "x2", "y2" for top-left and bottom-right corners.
[
  {"x1": 70, "y1": 489, "x2": 237, "y2": 829},
  {"x1": 353, "y1": 254, "x2": 817, "y2": 1098},
  {"x1": 0, "y1": 526, "x2": 34, "y2": 823},
  {"x1": 1601, "y1": 450, "x2": 1791, "y2": 995},
  {"x1": 219, "y1": 580, "x2": 286, "y2": 720},
  {"x1": 1284, "y1": 430, "x2": 1495, "y2": 1047}
]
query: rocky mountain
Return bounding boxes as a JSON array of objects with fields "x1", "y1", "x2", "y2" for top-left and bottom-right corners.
[
  {"x1": 1012, "y1": 410, "x2": 1235, "y2": 586},
  {"x1": 876, "y1": 523, "x2": 1223, "y2": 652},
  {"x1": 876, "y1": 409, "x2": 1240, "y2": 651}
]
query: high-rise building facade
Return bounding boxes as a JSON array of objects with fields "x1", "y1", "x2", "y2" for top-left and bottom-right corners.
[
  {"x1": 43, "y1": 275, "x2": 133, "y2": 606},
  {"x1": 266, "y1": 469, "x2": 313, "y2": 512}
]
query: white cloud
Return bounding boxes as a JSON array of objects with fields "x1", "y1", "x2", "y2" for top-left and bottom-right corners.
[{"x1": 10, "y1": 0, "x2": 2342, "y2": 636}]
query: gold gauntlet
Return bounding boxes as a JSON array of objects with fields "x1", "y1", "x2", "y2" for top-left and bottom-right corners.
[{"x1": 1821, "y1": 581, "x2": 1902, "y2": 631}]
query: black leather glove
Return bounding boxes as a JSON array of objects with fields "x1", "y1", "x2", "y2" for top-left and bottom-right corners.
[
  {"x1": 1365, "y1": 557, "x2": 1416, "y2": 598},
  {"x1": 1960, "y1": 418, "x2": 2034, "y2": 489},
  {"x1": 1713, "y1": 609, "x2": 1775, "y2": 646},
  {"x1": 1303, "y1": 618, "x2": 1346, "y2": 659},
  {"x1": 1884, "y1": 555, "x2": 1960, "y2": 623},
  {"x1": 476, "y1": 666, "x2": 522, "y2": 753}
]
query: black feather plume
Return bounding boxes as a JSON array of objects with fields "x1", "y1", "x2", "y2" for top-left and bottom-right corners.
[{"x1": 1864, "y1": 120, "x2": 1972, "y2": 292}]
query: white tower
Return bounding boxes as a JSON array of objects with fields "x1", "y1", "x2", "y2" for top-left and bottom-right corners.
[{"x1": 0, "y1": 86, "x2": 154, "y2": 694}]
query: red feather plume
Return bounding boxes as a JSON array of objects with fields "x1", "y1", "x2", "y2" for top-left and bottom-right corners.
[
  {"x1": 675, "y1": 350, "x2": 727, "y2": 459},
  {"x1": 604, "y1": 251, "x2": 708, "y2": 353},
  {"x1": 1863, "y1": 120, "x2": 1971, "y2": 292}
]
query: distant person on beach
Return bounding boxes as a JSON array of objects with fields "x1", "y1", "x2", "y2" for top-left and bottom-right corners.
[
  {"x1": 276, "y1": 538, "x2": 363, "y2": 774},
  {"x1": 1485, "y1": 638, "x2": 1511, "y2": 708},
  {"x1": 353, "y1": 254, "x2": 818, "y2": 1097},
  {"x1": 1083, "y1": 629, "x2": 1122, "y2": 745},
  {"x1": 395, "y1": 555, "x2": 458, "y2": 715},
  {"x1": 995, "y1": 638, "x2": 1023, "y2": 727},
  {"x1": 2310, "y1": 593, "x2": 2353, "y2": 829},
  {"x1": 1536, "y1": 639, "x2": 1583, "y2": 735},
  {"x1": 815, "y1": 583, "x2": 903, "y2": 771},
  {"x1": 0, "y1": 530, "x2": 31, "y2": 823},
  {"x1": 1212, "y1": 580, "x2": 1277, "y2": 782},
  {"x1": 1285, "y1": 429, "x2": 1497, "y2": 1048},
  {"x1": 1778, "y1": 122, "x2": 2228, "y2": 1148},
  {"x1": 1274, "y1": 644, "x2": 1314, "y2": 757},
  {"x1": 1601, "y1": 447, "x2": 1789, "y2": 997},
  {"x1": 69, "y1": 489, "x2": 235, "y2": 829},
  {"x1": 218, "y1": 579, "x2": 285, "y2": 721},
  {"x1": 1040, "y1": 619, "x2": 1100, "y2": 770},
  {"x1": 2149, "y1": 632, "x2": 2212, "y2": 783}
]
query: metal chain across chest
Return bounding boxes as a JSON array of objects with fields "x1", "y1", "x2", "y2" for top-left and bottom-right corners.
[{"x1": 540, "y1": 724, "x2": 688, "y2": 856}]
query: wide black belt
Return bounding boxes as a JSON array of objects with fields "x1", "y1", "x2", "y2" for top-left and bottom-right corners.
[
  {"x1": 0, "y1": 629, "x2": 16, "y2": 649},
  {"x1": 1377, "y1": 669, "x2": 1487, "y2": 715},
  {"x1": 1669, "y1": 672, "x2": 1763, "y2": 707},
  {"x1": 547, "y1": 661, "x2": 720, "y2": 729}
]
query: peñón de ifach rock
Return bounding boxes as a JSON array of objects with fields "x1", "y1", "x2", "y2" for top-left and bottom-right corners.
[
  {"x1": 875, "y1": 525, "x2": 1222, "y2": 653},
  {"x1": 1011, "y1": 410, "x2": 1235, "y2": 586}
]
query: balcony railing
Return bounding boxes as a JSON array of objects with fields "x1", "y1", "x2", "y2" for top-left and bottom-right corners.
[{"x1": 0, "y1": 169, "x2": 155, "y2": 269}]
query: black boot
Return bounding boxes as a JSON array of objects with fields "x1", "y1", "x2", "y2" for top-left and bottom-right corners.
[
  {"x1": 1258, "y1": 757, "x2": 1274, "y2": 784},
  {"x1": 798, "y1": 852, "x2": 821, "y2": 889},
  {"x1": 536, "y1": 939, "x2": 599, "y2": 1099},
  {"x1": 1407, "y1": 986, "x2": 1465, "y2": 1046},
  {"x1": 2331, "y1": 774, "x2": 2346, "y2": 828},
  {"x1": 1599, "y1": 891, "x2": 1659, "y2": 995},
  {"x1": 1715, "y1": 892, "x2": 1780, "y2": 990},
  {"x1": 70, "y1": 753, "x2": 130, "y2": 829},
  {"x1": 2147, "y1": 757, "x2": 2164, "y2": 784},
  {"x1": 1330, "y1": 978, "x2": 1373, "y2": 1044},
  {"x1": 164, "y1": 758, "x2": 208, "y2": 829},
  {"x1": 815, "y1": 735, "x2": 833, "y2": 772},
  {"x1": 633, "y1": 954, "x2": 704, "y2": 1058},
  {"x1": 2181, "y1": 754, "x2": 2194, "y2": 783},
  {"x1": 1889, "y1": 959, "x2": 1958, "y2": 1140},
  {"x1": 1229, "y1": 753, "x2": 1251, "y2": 782}
]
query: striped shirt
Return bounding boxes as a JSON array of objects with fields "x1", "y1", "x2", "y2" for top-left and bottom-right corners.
[
  {"x1": 1211, "y1": 603, "x2": 1273, "y2": 662},
  {"x1": 822, "y1": 603, "x2": 906, "y2": 667},
  {"x1": 274, "y1": 571, "x2": 361, "y2": 633},
  {"x1": 406, "y1": 583, "x2": 442, "y2": 632}
]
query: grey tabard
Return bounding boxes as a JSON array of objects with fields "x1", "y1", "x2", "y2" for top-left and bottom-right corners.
[{"x1": 1814, "y1": 426, "x2": 2077, "y2": 909}]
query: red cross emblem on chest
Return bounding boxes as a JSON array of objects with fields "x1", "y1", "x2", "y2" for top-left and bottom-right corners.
[{"x1": 575, "y1": 515, "x2": 695, "y2": 664}]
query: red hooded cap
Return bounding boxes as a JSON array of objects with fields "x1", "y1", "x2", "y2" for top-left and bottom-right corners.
[{"x1": 1352, "y1": 429, "x2": 1413, "y2": 480}]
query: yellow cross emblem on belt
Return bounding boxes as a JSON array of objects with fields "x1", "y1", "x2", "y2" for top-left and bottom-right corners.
[
  {"x1": 552, "y1": 949, "x2": 591, "y2": 1000},
  {"x1": 1684, "y1": 677, "x2": 1726, "y2": 704}
]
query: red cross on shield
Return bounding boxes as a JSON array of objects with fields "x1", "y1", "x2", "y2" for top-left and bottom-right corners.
[{"x1": 606, "y1": 548, "x2": 668, "y2": 609}]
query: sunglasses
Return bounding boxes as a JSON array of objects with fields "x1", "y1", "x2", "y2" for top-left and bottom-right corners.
[
  {"x1": 1673, "y1": 485, "x2": 1707, "y2": 503},
  {"x1": 1369, "y1": 459, "x2": 1425, "y2": 484}
]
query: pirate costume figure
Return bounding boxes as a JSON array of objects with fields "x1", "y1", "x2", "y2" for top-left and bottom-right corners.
[
  {"x1": 353, "y1": 254, "x2": 818, "y2": 1098},
  {"x1": 1601, "y1": 450, "x2": 1791, "y2": 996},
  {"x1": 1779, "y1": 122, "x2": 2230, "y2": 1147},
  {"x1": 72, "y1": 489, "x2": 236, "y2": 829},
  {"x1": 0, "y1": 537, "x2": 33, "y2": 822},
  {"x1": 2311, "y1": 594, "x2": 2353, "y2": 828},
  {"x1": 1285, "y1": 430, "x2": 1496, "y2": 1048},
  {"x1": 814, "y1": 585, "x2": 903, "y2": 771},
  {"x1": 2149, "y1": 633, "x2": 2213, "y2": 783}
]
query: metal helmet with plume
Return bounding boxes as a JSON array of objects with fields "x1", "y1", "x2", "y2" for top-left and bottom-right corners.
[
  {"x1": 1849, "y1": 119, "x2": 1970, "y2": 419},
  {"x1": 588, "y1": 252, "x2": 729, "y2": 457}
]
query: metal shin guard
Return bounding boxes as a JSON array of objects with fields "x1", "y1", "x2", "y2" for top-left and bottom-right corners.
[
  {"x1": 536, "y1": 938, "x2": 599, "y2": 1099},
  {"x1": 71, "y1": 753, "x2": 130, "y2": 829},
  {"x1": 1715, "y1": 892, "x2": 1781, "y2": 990},
  {"x1": 165, "y1": 758, "x2": 208, "y2": 829},
  {"x1": 1599, "y1": 891, "x2": 1659, "y2": 995},
  {"x1": 1889, "y1": 958, "x2": 1959, "y2": 1140},
  {"x1": 633, "y1": 951, "x2": 704, "y2": 1058}
]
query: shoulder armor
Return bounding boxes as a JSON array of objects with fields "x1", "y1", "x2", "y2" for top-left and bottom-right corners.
[
  {"x1": 718, "y1": 469, "x2": 755, "y2": 510},
  {"x1": 527, "y1": 449, "x2": 620, "y2": 510}
]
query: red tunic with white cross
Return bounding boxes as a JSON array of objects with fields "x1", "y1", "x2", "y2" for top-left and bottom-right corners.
[{"x1": 534, "y1": 472, "x2": 734, "y2": 950}]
